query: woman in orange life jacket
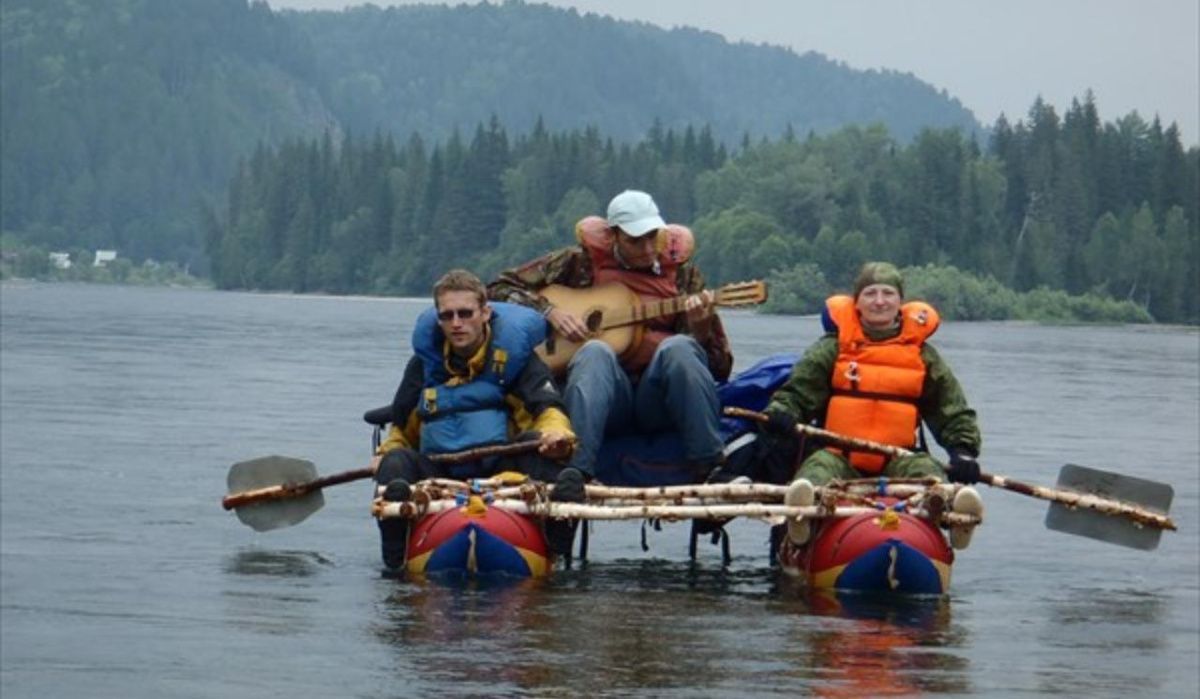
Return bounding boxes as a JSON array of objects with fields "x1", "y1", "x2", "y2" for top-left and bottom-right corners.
[{"x1": 758, "y1": 262, "x2": 984, "y2": 549}]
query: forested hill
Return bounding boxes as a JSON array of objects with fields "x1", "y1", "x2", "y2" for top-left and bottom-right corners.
[
  {"x1": 200, "y1": 104, "x2": 1197, "y2": 323},
  {"x1": 1, "y1": 0, "x2": 979, "y2": 266},
  {"x1": 1, "y1": 0, "x2": 329, "y2": 265},
  {"x1": 292, "y1": 2, "x2": 978, "y2": 144}
]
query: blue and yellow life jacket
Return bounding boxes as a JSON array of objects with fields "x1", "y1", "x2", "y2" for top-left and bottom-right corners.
[{"x1": 411, "y1": 302, "x2": 547, "y2": 455}]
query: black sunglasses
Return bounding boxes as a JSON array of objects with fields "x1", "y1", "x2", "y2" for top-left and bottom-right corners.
[{"x1": 436, "y1": 308, "x2": 479, "y2": 322}]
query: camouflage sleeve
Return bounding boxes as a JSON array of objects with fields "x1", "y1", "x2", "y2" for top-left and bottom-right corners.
[
  {"x1": 764, "y1": 335, "x2": 837, "y2": 424},
  {"x1": 486, "y1": 246, "x2": 591, "y2": 313},
  {"x1": 918, "y1": 344, "x2": 982, "y2": 456},
  {"x1": 675, "y1": 263, "x2": 734, "y2": 381}
]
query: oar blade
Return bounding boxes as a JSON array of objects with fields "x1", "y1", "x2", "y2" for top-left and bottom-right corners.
[
  {"x1": 228, "y1": 455, "x2": 318, "y2": 492},
  {"x1": 1044, "y1": 464, "x2": 1174, "y2": 550},
  {"x1": 235, "y1": 491, "x2": 325, "y2": 532},
  {"x1": 227, "y1": 456, "x2": 325, "y2": 532}
]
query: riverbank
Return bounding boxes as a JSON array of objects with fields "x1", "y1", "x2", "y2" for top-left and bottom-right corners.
[
  {"x1": 0, "y1": 258, "x2": 1171, "y2": 325},
  {"x1": 764, "y1": 262, "x2": 1160, "y2": 323},
  {"x1": 0, "y1": 263, "x2": 209, "y2": 289}
]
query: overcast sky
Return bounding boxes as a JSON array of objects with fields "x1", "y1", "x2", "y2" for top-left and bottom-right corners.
[{"x1": 269, "y1": 0, "x2": 1200, "y2": 146}]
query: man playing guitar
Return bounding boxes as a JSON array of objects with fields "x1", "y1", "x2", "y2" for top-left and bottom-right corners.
[{"x1": 487, "y1": 190, "x2": 733, "y2": 489}]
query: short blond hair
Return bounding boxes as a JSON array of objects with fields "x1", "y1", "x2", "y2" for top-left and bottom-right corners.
[{"x1": 432, "y1": 269, "x2": 487, "y2": 308}]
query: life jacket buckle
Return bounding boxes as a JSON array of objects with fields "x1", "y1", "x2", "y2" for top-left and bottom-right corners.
[
  {"x1": 845, "y1": 361, "x2": 860, "y2": 388},
  {"x1": 492, "y1": 348, "x2": 508, "y2": 380}
]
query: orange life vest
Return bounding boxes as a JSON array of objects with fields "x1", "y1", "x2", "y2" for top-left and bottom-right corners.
[
  {"x1": 576, "y1": 216, "x2": 694, "y2": 372},
  {"x1": 823, "y1": 294, "x2": 940, "y2": 473}
]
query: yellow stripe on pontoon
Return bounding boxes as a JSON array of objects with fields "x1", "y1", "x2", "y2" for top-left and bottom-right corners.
[{"x1": 810, "y1": 565, "x2": 846, "y2": 589}]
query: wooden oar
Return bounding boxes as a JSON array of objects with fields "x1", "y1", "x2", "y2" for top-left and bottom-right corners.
[
  {"x1": 223, "y1": 440, "x2": 544, "y2": 532},
  {"x1": 724, "y1": 407, "x2": 1177, "y2": 549}
]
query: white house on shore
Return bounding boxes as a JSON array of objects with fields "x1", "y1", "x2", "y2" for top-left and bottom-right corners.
[
  {"x1": 49, "y1": 252, "x2": 71, "y2": 269},
  {"x1": 94, "y1": 250, "x2": 117, "y2": 267}
]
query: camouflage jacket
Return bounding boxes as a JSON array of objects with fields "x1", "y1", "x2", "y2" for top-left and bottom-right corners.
[{"x1": 487, "y1": 245, "x2": 734, "y2": 381}]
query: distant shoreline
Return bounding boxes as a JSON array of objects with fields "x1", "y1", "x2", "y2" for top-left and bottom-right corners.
[{"x1": 3, "y1": 278, "x2": 1189, "y2": 327}]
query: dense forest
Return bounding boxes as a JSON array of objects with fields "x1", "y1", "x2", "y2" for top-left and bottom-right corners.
[
  {"x1": 3, "y1": 0, "x2": 1196, "y2": 323},
  {"x1": 204, "y1": 96, "x2": 1198, "y2": 323},
  {"x1": 1, "y1": 0, "x2": 328, "y2": 265},
  {"x1": 2, "y1": 0, "x2": 978, "y2": 268}
]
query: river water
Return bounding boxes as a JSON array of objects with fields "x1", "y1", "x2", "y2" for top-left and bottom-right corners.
[{"x1": 1, "y1": 282, "x2": 1197, "y2": 698}]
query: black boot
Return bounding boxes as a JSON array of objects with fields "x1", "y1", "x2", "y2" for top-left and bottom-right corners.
[
  {"x1": 379, "y1": 478, "x2": 411, "y2": 571},
  {"x1": 692, "y1": 458, "x2": 746, "y2": 536},
  {"x1": 545, "y1": 468, "x2": 585, "y2": 557}
]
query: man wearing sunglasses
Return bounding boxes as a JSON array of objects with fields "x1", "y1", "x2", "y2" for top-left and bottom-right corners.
[
  {"x1": 372, "y1": 269, "x2": 583, "y2": 572},
  {"x1": 488, "y1": 190, "x2": 733, "y2": 492}
]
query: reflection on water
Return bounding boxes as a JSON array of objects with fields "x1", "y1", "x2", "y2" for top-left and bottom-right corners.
[
  {"x1": 221, "y1": 549, "x2": 332, "y2": 636},
  {"x1": 768, "y1": 578, "x2": 971, "y2": 697},
  {"x1": 370, "y1": 567, "x2": 801, "y2": 695},
  {"x1": 563, "y1": 556, "x2": 778, "y2": 594},
  {"x1": 373, "y1": 577, "x2": 558, "y2": 696},
  {"x1": 1034, "y1": 586, "x2": 1169, "y2": 695},
  {"x1": 367, "y1": 566, "x2": 975, "y2": 697},
  {"x1": 224, "y1": 549, "x2": 332, "y2": 578},
  {"x1": 1047, "y1": 586, "x2": 1166, "y2": 629}
]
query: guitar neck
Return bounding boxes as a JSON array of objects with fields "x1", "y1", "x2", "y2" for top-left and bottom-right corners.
[{"x1": 604, "y1": 294, "x2": 695, "y2": 330}]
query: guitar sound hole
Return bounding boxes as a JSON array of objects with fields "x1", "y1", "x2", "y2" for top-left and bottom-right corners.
[{"x1": 584, "y1": 309, "x2": 603, "y2": 334}]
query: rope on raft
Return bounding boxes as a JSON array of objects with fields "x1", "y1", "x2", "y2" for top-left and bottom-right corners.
[{"x1": 369, "y1": 477, "x2": 982, "y2": 530}]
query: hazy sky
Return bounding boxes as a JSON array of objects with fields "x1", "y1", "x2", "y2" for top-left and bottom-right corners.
[{"x1": 270, "y1": 0, "x2": 1200, "y2": 145}]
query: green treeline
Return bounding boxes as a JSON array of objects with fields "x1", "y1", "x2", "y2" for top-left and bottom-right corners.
[
  {"x1": 1, "y1": 0, "x2": 978, "y2": 268},
  {"x1": 1, "y1": 0, "x2": 326, "y2": 265},
  {"x1": 9, "y1": 0, "x2": 1193, "y2": 322},
  {"x1": 205, "y1": 118, "x2": 726, "y2": 295},
  {"x1": 207, "y1": 95, "x2": 1198, "y2": 323},
  {"x1": 0, "y1": 234, "x2": 204, "y2": 288}
]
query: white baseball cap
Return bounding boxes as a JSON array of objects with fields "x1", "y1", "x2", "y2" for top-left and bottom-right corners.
[{"x1": 606, "y1": 190, "x2": 666, "y2": 238}]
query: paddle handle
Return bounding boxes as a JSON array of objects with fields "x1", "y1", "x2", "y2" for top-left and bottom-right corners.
[
  {"x1": 223, "y1": 440, "x2": 547, "y2": 511},
  {"x1": 723, "y1": 407, "x2": 1177, "y2": 531},
  {"x1": 725, "y1": 407, "x2": 915, "y2": 458},
  {"x1": 979, "y1": 472, "x2": 1176, "y2": 531},
  {"x1": 428, "y1": 439, "x2": 544, "y2": 465},
  {"x1": 222, "y1": 466, "x2": 376, "y2": 510}
]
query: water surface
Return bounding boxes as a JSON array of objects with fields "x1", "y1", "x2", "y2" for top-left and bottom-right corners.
[{"x1": 2, "y1": 283, "x2": 1197, "y2": 697}]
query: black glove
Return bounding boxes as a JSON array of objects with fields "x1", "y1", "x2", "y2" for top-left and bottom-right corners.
[
  {"x1": 946, "y1": 450, "x2": 981, "y2": 484},
  {"x1": 762, "y1": 409, "x2": 798, "y2": 437}
]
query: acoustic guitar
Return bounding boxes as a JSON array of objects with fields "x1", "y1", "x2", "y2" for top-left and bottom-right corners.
[{"x1": 535, "y1": 280, "x2": 767, "y2": 375}]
